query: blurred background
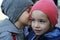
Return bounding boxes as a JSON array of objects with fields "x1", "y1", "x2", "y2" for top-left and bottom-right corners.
[{"x1": 0, "y1": 0, "x2": 60, "y2": 27}]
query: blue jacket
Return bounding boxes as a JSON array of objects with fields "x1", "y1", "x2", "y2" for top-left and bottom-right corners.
[
  {"x1": 24, "y1": 27, "x2": 60, "y2": 40},
  {"x1": 0, "y1": 18, "x2": 24, "y2": 40}
]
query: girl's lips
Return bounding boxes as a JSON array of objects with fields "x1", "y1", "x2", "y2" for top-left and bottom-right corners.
[{"x1": 34, "y1": 29, "x2": 41, "y2": 33}]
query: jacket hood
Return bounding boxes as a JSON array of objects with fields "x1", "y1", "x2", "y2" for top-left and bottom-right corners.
[{"x1": 1, "y1": 0, "x2": 33, "y2": 23}]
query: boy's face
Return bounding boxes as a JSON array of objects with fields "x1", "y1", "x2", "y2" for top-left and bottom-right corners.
[
  {"x1": 18, "y1": 6, "x2": 32, "y2": 25},
  {"x1": 31, "y1": 10, "x2": 50, "y2": 35}
]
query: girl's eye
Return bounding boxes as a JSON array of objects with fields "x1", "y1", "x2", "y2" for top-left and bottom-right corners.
[{"x1": 39, "y1": 20, "x2": 46, "y2": 23}]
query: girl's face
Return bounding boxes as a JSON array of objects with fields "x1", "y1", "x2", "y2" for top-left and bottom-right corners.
[{"x1": 31, "y1": 10, "x2": 51, "y2": 35}]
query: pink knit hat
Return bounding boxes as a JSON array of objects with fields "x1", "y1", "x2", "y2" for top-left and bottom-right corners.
[{"x1": 30, "y1": 0, "x2": 58, "y2": 26}]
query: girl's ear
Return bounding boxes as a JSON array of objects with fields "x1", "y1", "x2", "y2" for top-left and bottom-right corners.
[
  {"x1": 51, "y1": 23, "x2": 53, "y2": 27},
  {"x1": 49, "y1": 24, "x2": 54, "y2": 31}
]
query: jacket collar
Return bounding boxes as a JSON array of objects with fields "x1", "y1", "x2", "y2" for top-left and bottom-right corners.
[
  {"x1": 44, "y1": 27, "x2": 60, "y2": 38},
  {"x1": 0, "y1": 18, "x2": 23, "y2": 34},
  {"x1": 29, "y1": 27, "x2": 60, "y2": 39}
]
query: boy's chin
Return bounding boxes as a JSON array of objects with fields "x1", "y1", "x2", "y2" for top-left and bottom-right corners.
[{"x1": 22, "y1": 23, "x2": 28, "y2": 26}]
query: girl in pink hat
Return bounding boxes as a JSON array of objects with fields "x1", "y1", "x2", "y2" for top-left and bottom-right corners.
[{"x1": 26, "y1": 0, "x2": 60, "y2": 40}]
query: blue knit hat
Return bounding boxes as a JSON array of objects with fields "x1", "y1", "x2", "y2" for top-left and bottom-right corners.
[{"x1": 1, "y1": 0, "x2": 33, "y2": 23}]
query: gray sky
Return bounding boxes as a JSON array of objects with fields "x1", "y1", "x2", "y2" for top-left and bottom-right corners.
[
  {"x1": 0, "y1": 0, "x2": 8, "y2": 21},
  {"x1": 0, "y1": 0, "x2": 3, "y2": 6}
]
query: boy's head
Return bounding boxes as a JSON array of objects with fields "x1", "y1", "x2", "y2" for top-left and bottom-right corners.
[
  {"x1": 30, "y1": 0, "x2": 58, "y2": 35},
  {"x1": 1, "y1": 0, "x2": 33, "y2": 24}
]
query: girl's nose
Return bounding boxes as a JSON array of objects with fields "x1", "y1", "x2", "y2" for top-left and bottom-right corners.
[{"x1": 34, "y1": 22, "x2": 40, "y2": 28}]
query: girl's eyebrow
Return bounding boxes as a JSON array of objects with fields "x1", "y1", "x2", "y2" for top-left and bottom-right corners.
[{"x1": 38, "y1": 18, "x2": 46, "y2": 20}]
